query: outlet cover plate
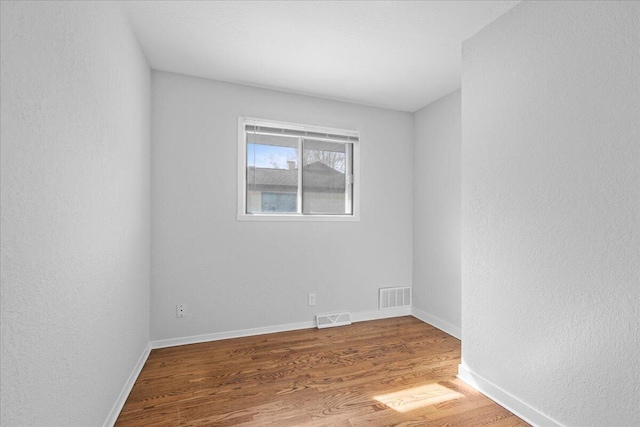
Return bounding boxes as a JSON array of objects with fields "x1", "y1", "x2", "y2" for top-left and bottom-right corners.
[{"x1": 176, "y1": 304, "x2": 187, "y2": 318}]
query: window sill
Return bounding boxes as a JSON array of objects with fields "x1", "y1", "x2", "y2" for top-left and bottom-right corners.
[{"x1": 237, "y1": 214, "x2": 360, "y2": 222}]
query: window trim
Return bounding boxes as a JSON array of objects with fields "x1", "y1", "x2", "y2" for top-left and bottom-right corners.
[{"x1": 237, "y1": 117, "x2": 360, "y2": 222}]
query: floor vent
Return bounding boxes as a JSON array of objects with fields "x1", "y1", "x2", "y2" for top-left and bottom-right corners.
[
  {"x1": 379, "y1": 286, "x2": 412, "y2": 309},
  {"x1": 316, "y1": 312, "x2": 352, "y2": 329}
]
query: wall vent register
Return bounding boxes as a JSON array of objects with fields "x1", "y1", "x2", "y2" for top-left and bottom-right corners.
[
  {"x1": 379, "y1": 287, "x2": 412, "y2": 309},
  {"x1": 316, "y1": 312, "x2": 352, "y2": 329}
]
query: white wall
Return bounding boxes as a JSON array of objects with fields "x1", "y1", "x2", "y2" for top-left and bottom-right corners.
[
  {"x1": 0, "y1": 2, "x2": 150, "y2": 426},
  {"x1": 412, "y1": 90, "x2": 461, "y2": 338},
  {"x1": 461, "y1": 1, "x2": 639, "y2": 426},
  {"x1": 151, "y1": 71, "x2": 413, "y2": 341}
]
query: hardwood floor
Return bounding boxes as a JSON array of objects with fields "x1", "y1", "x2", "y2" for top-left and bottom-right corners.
[{"x1": 116, "y1": 317, "x2": 528, "y2": 426}]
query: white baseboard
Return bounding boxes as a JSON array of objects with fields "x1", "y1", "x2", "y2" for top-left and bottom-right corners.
[
  {"x1": 103, "y1": 342, "x2": 151, "y2": 427},
  {"x1": 151, "y1": 320, "x2": 315, "y2": 349},
  {"x1": 351, "y1": 306, "x2": 412, "y2": 322},
  {"x1": 411, "y1": 307, "x2": 461, "y2": 339},
  {"x1": 457, "y1": 364, "x2": 563, "y2": 427},
  {"x1": 151, "y1": 307, "x2": 412, "y2": 349}
]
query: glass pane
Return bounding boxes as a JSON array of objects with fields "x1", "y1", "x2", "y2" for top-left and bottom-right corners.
[
  {"x1": 261, "y1": 192, "x2": 297, "y2": 212},
  {"x1": 302, "y1": 140, "x2": 350, "y2": 214},
  {"x1": 246, "y1": 134, "x2": 298, "y2": 214}
]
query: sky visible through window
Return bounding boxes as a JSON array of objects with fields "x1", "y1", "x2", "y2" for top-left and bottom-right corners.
[{"x1": 247, "y1": 144, "x2": 297, "y2": 169}]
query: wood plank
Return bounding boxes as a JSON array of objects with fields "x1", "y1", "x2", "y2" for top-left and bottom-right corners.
[{"x1": 116, "y1": 317, "x2": 528, "y2": 426}]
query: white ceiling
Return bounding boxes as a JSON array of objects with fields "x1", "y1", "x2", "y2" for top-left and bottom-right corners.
[{"x1": 124, "y1": 1, "x2": 519, "y2": 112}]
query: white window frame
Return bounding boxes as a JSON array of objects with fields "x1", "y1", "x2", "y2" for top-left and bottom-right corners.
[{"x1": 237, "y1": 117, "x2": 360, "y2": 221}]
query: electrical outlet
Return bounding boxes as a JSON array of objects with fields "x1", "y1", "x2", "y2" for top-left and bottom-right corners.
[
  {"x1": 308, "y1": 293, "x2": 316, "y2": 306},
  {"x1": 176, "y1": 304, "x2": 187, "y2": 318}
]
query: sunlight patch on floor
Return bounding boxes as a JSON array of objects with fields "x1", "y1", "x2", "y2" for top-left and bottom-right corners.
[{"x1": 374, "y1": 383, "x2": 464, "y2": 413}]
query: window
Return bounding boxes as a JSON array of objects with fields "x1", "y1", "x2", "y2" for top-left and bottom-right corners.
[{"x1": 238, "y1": 118, "x2": 359, "y2": 221}]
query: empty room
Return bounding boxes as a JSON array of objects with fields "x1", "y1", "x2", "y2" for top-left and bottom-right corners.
[{"x1": 1, "y1": 1, "x2": 638, "y2": 426}]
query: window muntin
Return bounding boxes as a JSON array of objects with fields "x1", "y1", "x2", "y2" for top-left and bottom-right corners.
[{"x1": 239, "y1": 118, "x2": 359, "y2": 220}]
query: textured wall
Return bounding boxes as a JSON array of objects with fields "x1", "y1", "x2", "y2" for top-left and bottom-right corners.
[
  {"x1": 1, "y1": 2, "x2": 150, "y2": 425},
  {"x1": 151, "y1": 71, "x2": 413, "y2": 340},
  {"x1": 461, "y1": 1, "x2": 639, "y2": 425},
  {"x1": 413, "y1": 90, "x2": 461, "y2": 337}
]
